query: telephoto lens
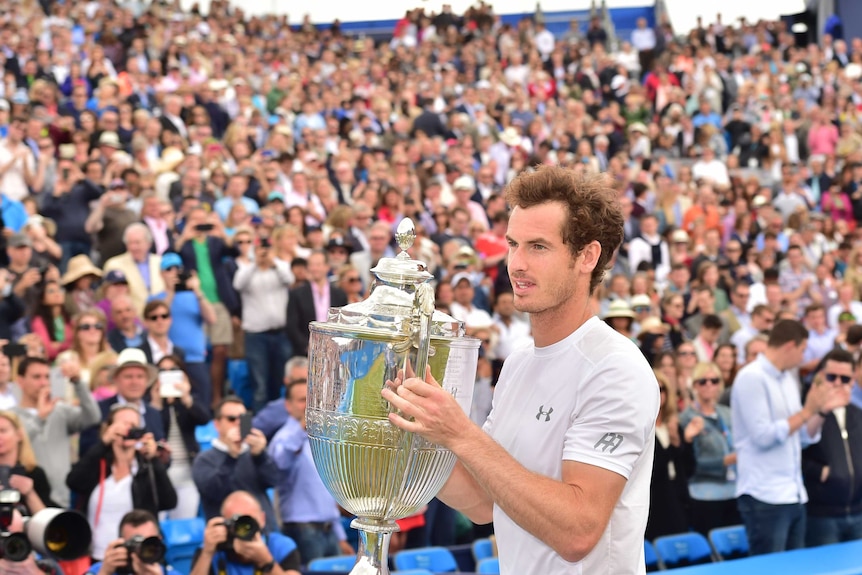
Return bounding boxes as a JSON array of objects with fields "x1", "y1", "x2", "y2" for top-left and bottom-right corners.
[
  {"x1": 0, "y1": 532, "x2": 31, "y2": 562},
  {"x1": 225, "y1": 515, "x2": 260, "y2": 542}
]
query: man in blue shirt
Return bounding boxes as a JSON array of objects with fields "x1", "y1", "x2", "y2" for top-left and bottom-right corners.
[
  {"x1": 267, "y1": 378, "x2": 354, "y2": 563},
  {"x1": 150, "y1": 252, "x2": 216, "y2": 408},
  {"x1": 88, "y1": 509, "x2": 173, "y2": 575},
  {"x1": 253, "y1": 356, "x2": 308, "y2": 441},
  {"x1": 732, "y1": 319, "x2": 846, "y2": 555},
  {"x1": 190, "y1": 490, "x2": 301, "y2": 575}
]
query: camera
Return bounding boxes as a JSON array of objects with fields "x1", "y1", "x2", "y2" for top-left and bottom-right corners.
[
  {"x1": 176, "y1": 270, "x2": 191, "y2": 292},
  {"x1": 259, "y1": 237, "x2": 271, "y2": 249},
  {"x1": 125, "y1": 427, "x2": 146, "y2": 441},
  {"x1": 195, "y1": 223, "x2": 215, "y2": 233},
  {"x1": 0, "y1": 487, "x2": 92, "y2": 563},
  {"x1": 218, "y1": 515, "x2": 259, "y2": 550},
  {"x1": 116, "y1": 535, "x2": 166, "y2": 574}
]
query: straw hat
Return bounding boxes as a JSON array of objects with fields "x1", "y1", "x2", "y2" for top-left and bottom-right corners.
[
  {"x1": 110, "y1": 348, "x2": 158, "y2": 383},
  {"x1": 499, "y1": 127, "x2": 521, "y2": 147},
  {"x1": 638, "y1": 316, "x2": 667, "y2": 335},
  {"x1": 604, "y1": 300, "x2": 636, "y2": 320},
  {"x1": 156, "y1": 147, "x2": 185, "y2": 174},
  {"x1": 60, "y1": 255, "x2": 103, "y2": 286}
]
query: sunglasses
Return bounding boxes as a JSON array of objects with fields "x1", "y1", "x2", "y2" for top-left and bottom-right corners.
[
  {"x1": 345, "y1": 277, "x2": 361, "y2": 283},
  {"x1": 147, "y1": 313, "x2": 171, "y2": 321},
  {"x1": 633, "y1": 306, "x2": 650, "y2": 313},
  {"x1": 78, "y1": 322, "x2": 104, "y2": 331},
  {"x1": 678, "y1": 351, "x2": 696, "y2": 357},
  {"x1": 235, "y1": 239, "x2": 253, "y2": 245},
  {"x1": 824, "y1": 373, "x2": 853, "y2": 385},
  {"x1": 220, "y1": 414, "x2": 243, "y2": 423},
  {"x1": 695, "y1": 378, "x2": 721, "y2": 386}
]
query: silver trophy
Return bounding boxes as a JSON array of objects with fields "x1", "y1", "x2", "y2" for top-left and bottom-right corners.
[{"x1": 307, "y1": 218, "x2": 480, "y2": 575}]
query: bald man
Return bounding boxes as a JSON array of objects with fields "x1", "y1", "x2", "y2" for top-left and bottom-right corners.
[{"x1": 190, "y1": 491, "x2": 301, "y2": 575}]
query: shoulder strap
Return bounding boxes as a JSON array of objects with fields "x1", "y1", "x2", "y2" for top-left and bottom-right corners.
[{"x1": 94, "y1": 458, "x2": 106, "y2": 528}]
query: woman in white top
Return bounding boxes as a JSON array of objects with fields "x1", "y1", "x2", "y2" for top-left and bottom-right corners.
[{"x1": 66, "y1": 405, "x2": 176, "y2": 560}]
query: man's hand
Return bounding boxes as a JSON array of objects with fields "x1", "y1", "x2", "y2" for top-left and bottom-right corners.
[
  {"x1": 338, "y1": 540, "x2": 355, "y2": 555},
  {"x1": 138, "y1": 432, "x2": 159, "y2": 460},
  {"x1": 14, "y1": 268, "x2": 41, "y2": 296},
  {"x1": 381, "y1": 366, "x2": 469, "y2": 449},
  {"x1": 36, "y1": 387, "x2": 58, "y2": 420},
  {"x1": 233, "y1": 532, "x2": 274, "y2": 567},
  {"x1": 186, "y1": 270, "x2": 202, "y2": 294},
  {"x1": 0, "y1": 554, "x2": 44, "y2": 575},
  {"x1": 245, "y1": 428, "x2": 267, "y2": 456},
  {"x1": 59, "y1": 354, "x2": 82, "y2": 381},
  {"x1": 98, "y1": 539, "x2": 129, "y2": 575},
  {"x1": 102, "y1": 419, "x2": 133, "y2": 445},
  {"x1": 202, "y1": 517, "x2": 228, "y2": 555},
  {"x1": 684, "y1": 416, "x2": 705, "y2": 442}
]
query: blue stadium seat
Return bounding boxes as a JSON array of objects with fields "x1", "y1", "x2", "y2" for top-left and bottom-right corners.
[
  {"x1": 393, "y1": 571, "x2": 435, "y2": 575},
  {"x1": 161, "y1": 517, "x2": 206, "y2": 575},
  {"x1": 709, "y1": 525, "x2": 750, "y2": 560},
  {"x1": 644, "y1": 540, "x2": 660, "y2": 572},
  {"x1": 477, "y1": 557, "x2": 500, "y2": 574},
  {"x1": 472, "y1": 538, "x2": 494, "y2": 563},
  {"x1": 195, "y1": 421, "x2": 217, "y2": 452},
  {"x1": 307, "y1": 554, "x2": 356, "y2": 572},
  {"x1": 654, "y1": 532, "x2": 715, "y2": 568},
  {"x1": 393, "y1": 547, "x2": 458, "y2": 572}
]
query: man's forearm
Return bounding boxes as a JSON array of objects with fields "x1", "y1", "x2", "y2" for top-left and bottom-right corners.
[
  {"x1": 190, "y1": 550, "x2": 213, "y2": 575},
  {"x1": 449, "y1": 425, "x2": 612, "y2": 562},
  {"x1": 436, "y1": 461, "x2": 494, "y2": 524}
]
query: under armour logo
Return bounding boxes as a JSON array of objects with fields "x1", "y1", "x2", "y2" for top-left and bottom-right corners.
[
  {"x1": 594, "y1": 433, "x2": 624, "y2": 453},
  {"x1": 536, "y1": 405, "x2": 554, "y2": 422}
]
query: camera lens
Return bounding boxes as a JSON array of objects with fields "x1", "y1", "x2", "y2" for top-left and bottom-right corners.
[
  {"x1": 128, "y1": 536, "x2": 166, "y2": 564},
  {"x1": 230, "y1": 515, "x2": 260, "y2": 541},
  {"x1": 1, "y1": 533, "x2": 32, "y2": 562}
]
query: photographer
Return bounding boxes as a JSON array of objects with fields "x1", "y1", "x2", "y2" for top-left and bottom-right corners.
[
  {"x1": 150, "y1": 253, "x2": 215, "y2": 407},
  {"x1": 67, "y1": 404, "x2": 177, "y2": 561},
  {"x1": 233, "y1": 235, "x2": 293, "y2": 411},
  {"x1": 0, "y1": 508, "x2": 63, "y2": 575},
  {"x1": 88, "y1": 510, "x2": 172, "y2": 575},
  {"x1": 190, "y1": 491, "x2": 300, "y2": 575}
]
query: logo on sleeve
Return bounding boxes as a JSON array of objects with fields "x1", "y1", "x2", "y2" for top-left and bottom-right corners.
[
  {"x1": 594, "y1": 433, "x2": 624, "y2": 454},
  {"x1": 535, "y1": 405, "x2": 554, "y2": 422}
]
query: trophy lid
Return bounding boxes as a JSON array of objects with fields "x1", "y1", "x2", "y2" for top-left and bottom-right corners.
[{"x1": 322, "y1": 218, "x2": 465, "y2": 339}]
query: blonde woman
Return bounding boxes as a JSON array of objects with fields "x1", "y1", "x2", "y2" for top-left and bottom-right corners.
[
  {"x1": 679, "y1": 362, "x2": 740, "y2": 535},
  {"x1": 0, "y1": 411, "x2": 55, "y2": 512}
]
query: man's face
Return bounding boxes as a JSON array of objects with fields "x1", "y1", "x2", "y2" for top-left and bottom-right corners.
[
  {"x1": 125, "y1": 229, "x2": 151, "y2": 261},
  {"x1": 806, "y1": 309, "x2": 826, "y2": 332},
  {"x1": 144, "y1": 306, "x2": 171, "y2": 337},
  {"x1": 285, "y1": 382, "x2": 308, "y2": 428},
  {"x1": 784, "y1": 340, "x2": 808, "y2": 370},
  {"x1": 702, "y1": 327, "x2": 721, "y2": 345},
  {"x1": 215, "y1": 401, "x2": 246, "y2": 444},
  {"x1": 506, "y1": 202, "x2": 580, "y2": 316},
  {"x1": 823, "y1": 359, "x2": 853, "y2": 407},
  {"x1": 753, "y1": 310, "x2": 775, "y2": 332},
  {"x1": 495, "y1": 292, "x2": 515, "y2": 318},
  {"x1": 7, "y1": 244, "x2": 31, "y2": 267},
  {"x1": 17, "y1": 363, "x2": 50, "y2": 400},
  {"x1": 307, "y1": 253, "x2": 329, "y2": 283},
  {"x1": 120, "y1": 520, "x2": 161, "y2": 545},
  {"x1": 731, "y1": 286, "x2": 750, "y2": 309},
  {"x1": 453, "y1": 279, "x2": 474, "y2": 306},
  {"x1": 0, "y1": 354, "x2": 9, "y2": 383},
  {"x1": 113, "y1": 298, "x2": 137, "y2": 330},
  {"x1": 221, "y1": 496, "x2": 265, "y2": 544},
  {"x1": 115, "y1": 366, "x2": 150, "y2": 402}
]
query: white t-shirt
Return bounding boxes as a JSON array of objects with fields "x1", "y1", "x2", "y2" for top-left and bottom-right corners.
[
  {"x1": 88, "y1": 464, "x2": 136, "y2": 560},
  {"x1": 484, "y1": 316, "x2": 659, "y2": 575},
  {"x1": 0, "y1": 141, "x2": 35, "y2": 201}
]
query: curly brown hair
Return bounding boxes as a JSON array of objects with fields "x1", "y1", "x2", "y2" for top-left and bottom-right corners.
[{"x1": 505, "y1": 166, "x2": 624, "y2": 293}]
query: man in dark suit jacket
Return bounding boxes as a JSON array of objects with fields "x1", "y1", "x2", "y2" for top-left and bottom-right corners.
[
  {"x1": 287, "y1": 251, "x2": 347, "y2": 357},
  {"x1": 78, "y1": 348, "x2": 165, "y2": 457}
]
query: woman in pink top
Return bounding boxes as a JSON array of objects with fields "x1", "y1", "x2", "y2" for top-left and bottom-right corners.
[
  {"x1": 30, "y1": 281, "x2": 73, "y2": 361},
  {"x1": 807, "y1": 111, "x2": 839, "y2": 156},
  {"x1": 821, "y1": 181, "x2": 854, "y2": 225}
]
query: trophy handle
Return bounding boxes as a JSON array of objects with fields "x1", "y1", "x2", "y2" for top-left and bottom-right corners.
[{"x1": 412, "y1": 282, "x2": 435, "y2": 379}]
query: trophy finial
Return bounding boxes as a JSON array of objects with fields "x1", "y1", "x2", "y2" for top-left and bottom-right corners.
[{"x1": 395, "y1": 218, "x2": 416, "y2": 254}]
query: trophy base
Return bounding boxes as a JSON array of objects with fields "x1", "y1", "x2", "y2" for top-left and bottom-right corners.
[{"x1": 348, "y1": 518, "x2": 399, "y2": 575}]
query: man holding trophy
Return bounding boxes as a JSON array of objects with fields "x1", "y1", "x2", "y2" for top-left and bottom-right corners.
[{"x1": 383, "y1": 167, "x2": 660, "y2": 574}]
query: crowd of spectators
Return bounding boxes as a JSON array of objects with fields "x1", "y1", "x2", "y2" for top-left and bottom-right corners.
[{"x1": 1, "y1": 0, "x2": 862, "y2": 572}]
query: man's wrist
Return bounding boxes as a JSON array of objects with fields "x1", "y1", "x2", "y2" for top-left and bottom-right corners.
[{"x1": 800, "y1": 407, "x2": 814, "y2": 421}]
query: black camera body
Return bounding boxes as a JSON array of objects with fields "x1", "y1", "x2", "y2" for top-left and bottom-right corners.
[
  {"x1": 217, "y1": 515, "x2": 260, "y2": 550},
  {"x1": 0, "y1": 488, "x2": 29, "y2": 562},
  {"x1": 116, "y1": 535, "x2": 166, "y2": 574}
]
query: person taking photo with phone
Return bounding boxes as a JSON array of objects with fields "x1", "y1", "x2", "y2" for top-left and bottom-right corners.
[
  {"x1": 192, "y1": 397, "x2": 279, "y2": 533},
  {"x1": 233, "y1": 235, "x2": 294, "y2": 412},
  {"x1": 67, "y1": 404, "x2": 177, "y2": 561},
  {"x1": 151, "y1": 355, "x2": 210, "y2": 520}
]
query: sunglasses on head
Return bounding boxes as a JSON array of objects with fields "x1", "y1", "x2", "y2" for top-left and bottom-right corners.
[
  {"x1": 695, "y1": 377, "x2": 721, "y2": 386},
  {"x1": 824, "y1": 373, "x2": 853, "y2": 385},
  {"x1": 78, "y1": 322, "x2": 104, "y2": 331},
  {"x1": 147, "y1": 313, "x2": 171, "y2": 321}
]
